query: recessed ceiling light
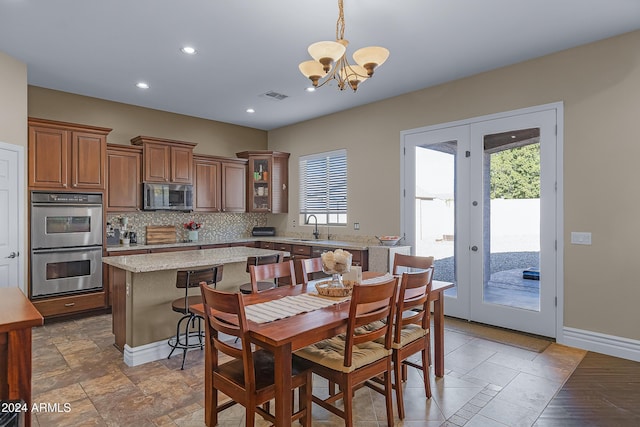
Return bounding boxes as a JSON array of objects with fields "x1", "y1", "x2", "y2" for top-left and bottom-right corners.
[
  {"x1": 136, "y1": 82, "x2": 149, "y2": 89},
  {"x1": 180, "y1": 46, "x2": 197, "y2": 55},
  {"x1": 305, "y1": 87, "x2": 316, "y2": 92},
  {"x1": 246, "y1": 108, "x2": 255, "y2": 114}
]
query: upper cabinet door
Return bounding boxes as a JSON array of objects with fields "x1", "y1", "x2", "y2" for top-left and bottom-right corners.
[
  {"x1": 143, "y1": 142, "x2": 171, "y2": 182},
  {"x1": 71, "y1": 131, "x2": 106, "y2": 189},
  {"x1": 29, "y1": 125, "x2": 69, "y2": 189},
  {"x1": 236, "y1": 151, "x2": 289, "y2": 213},
  {"x1": 106, "y1": 145, "x2": 142, "y2": 212},
  {"x1": 171, "y1": 145, "x2": 193, "y2": 184},
  {"x1": 28, "y1": 118, "x2": 111, "y2": 191},
  {"x1": 131, "y1": 136, "x2": 196, "y2": 184},
  {"x1": 222, "y1": 161, "x2": 246, "y2": 213},
  {"x1": 193, "y1": 157, "x2": 221, "y2": 212}
]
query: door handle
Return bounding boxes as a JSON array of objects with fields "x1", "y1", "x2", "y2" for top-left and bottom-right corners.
[
  {"x1": 471, "y1": 246, "x2": 478, "y2": 252},
  {"x1": 5, "y1": 251, "x2": 19, "y2": 259}
]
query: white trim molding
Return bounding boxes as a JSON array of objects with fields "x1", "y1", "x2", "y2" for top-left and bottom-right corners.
[
  {"x1": 562, "y1": 327, "x2": 640, "y2": 362},
  {"x1": 123, "y1": 337, "x2": 204, "y2": 367}
]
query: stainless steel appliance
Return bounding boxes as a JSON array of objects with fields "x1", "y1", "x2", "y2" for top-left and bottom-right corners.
[
  {"x1": 143, "y1": 182, "x2": 193, "y2": 211},
  {"x1": 30, "y1": 192, "x2": 103, "y2": 298}
]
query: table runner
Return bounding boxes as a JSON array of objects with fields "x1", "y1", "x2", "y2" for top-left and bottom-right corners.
[
  {"x1": 244, "y1": 293, "x2": 347, "y2": 323},
  {"x1": 244, "y1": 274, "x2": 394, "y2": 324}
]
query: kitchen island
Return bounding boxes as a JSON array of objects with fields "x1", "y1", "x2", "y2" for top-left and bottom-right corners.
[{"x1": 103, "y1": 246, "x2": 289, "y2": 366}]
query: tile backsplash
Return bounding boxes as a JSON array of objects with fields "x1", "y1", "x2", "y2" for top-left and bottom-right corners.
[{"x1": 107, "y1": 212, "x2": 268, "y2": 244}]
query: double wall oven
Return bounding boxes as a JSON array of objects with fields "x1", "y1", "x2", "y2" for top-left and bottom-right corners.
[{"x1": 30, "y1": 192, "x2": 103, "y2": 298}]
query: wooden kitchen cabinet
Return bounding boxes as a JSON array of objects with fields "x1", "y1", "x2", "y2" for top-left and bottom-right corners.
[
  {"x1": 28, "y1": 118, "x2": 111, "y2": 190},
  {"x1": 236, "y1": 151, "x2": 290, "y2": 213},
  {"x1": 106, "y1": 144, "x2": 142, "y2": 212},
  {"x1": 193, "y1": 154, "x2": 247, "y2": 213},
  {"x1": 222, "y1": 160, "x2": 247, "y2": 212},
  {"x1": 131, "y1": 136, "x2": 196, "y2": 184},
  {"x1": 291, "y1": 244, "x2": 313, "y2": 284},
  {"x1": 31, "y1": 291, "x2": 107, "y2": 318}
]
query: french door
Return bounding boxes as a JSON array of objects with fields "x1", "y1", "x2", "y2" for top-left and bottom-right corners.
[{"x1": 401, "y1": 105, "x2": 560, "y2": 337}]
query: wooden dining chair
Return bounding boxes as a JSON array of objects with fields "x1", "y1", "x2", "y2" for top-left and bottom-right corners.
[
  {"x1": 299, "y1": 257, "x2": 325, "y2": 285},
  {"x1": 249, "y1": 259, "x2": 297, "y2": 293},
  {"x1": 294, "y1": 276, "x2": 398, "y2": 427},
  {"x1": 392, "y1": 253, "x2": 434, "y2": 275},
  {"x1": 389, "y1": 268, "x2": 434, "y2": 419},
  {"x1": 199, "y1": 284, "x2": 312, "y2": 427}
]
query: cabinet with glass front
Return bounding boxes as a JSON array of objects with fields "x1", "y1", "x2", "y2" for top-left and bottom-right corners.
[{"x1": 236, "y1": 151, "x2": 289, "y2": 213}]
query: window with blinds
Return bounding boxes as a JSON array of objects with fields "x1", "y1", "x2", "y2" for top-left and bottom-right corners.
[{"x1": 299, "y1": 149, "x2": 347, "y2": 225}]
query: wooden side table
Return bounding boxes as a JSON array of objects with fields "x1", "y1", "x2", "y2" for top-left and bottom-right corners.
[{"x1": 0, "y1": 288, "x2": 44, "y2": 427}]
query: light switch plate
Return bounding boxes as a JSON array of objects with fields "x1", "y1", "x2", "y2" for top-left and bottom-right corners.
[{"x1": 571, "y1": 232, "x2": 592, "y2": 245}]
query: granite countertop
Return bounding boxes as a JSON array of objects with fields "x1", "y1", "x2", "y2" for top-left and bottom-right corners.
[
  {"x1": 102, "y1": 246, "x2": 290, "y2": 273},
  {"x1": 106, "y1": 237, "x2": 373, "y2": 252}
]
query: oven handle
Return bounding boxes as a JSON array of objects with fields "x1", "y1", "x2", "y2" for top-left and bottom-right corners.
[
  {"x1": 31, "y1": 203, "x2": 103, "y2": 208},
  {"x1": 32, "y1": 246, "x2": 103, "y2": 255}
]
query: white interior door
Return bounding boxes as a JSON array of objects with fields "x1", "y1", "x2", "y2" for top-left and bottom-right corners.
[
  {"x1": 402, "y1": 105, "x2": 560, "y2": 337},
  {"x1": 467, "y1": 109, "x2": 557, "y2": 337},
  {"x1": 0, "y1": 142, "x2": 24, "y2": 291},
  {"x1": 402, "y1": 125, "x2": 471, "y2": 319}
]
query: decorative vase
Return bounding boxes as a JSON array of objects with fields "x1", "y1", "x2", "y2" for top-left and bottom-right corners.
[{"x1": 188, "y1": 230, "x2": 198, "y2": 242}]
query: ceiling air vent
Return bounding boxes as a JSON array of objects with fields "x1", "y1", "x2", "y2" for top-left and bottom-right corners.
[{"x1": 261, "y1": 91, "x2": 289, "y2": 101}]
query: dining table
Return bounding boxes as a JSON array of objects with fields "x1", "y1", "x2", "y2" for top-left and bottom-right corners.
[{"x1": 191, "y1": 273, "x2": 454, "y2": 427}]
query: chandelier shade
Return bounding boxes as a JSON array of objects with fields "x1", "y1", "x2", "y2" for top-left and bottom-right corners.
[
  {"x1": 308, "y1": 41, "x2": 346, "y2": 72},
  {"x1": 298, "y1": 0, "x2": 388, "y2": 92},
  {"x1": 353, "y1": 46, "x2": 390, "y2": 76},
  {"x1": 298, "y1": 60, "x2": 328, "y2": 86}
]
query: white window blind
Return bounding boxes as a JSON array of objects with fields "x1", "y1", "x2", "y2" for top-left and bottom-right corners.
[{"x1": 299, "y1": 149, "x2": 347, "y2": 225}]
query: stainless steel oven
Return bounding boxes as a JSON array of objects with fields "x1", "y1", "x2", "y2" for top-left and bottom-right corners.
[{"x1": 30, "y1": 192, "x2": 103, "y2": 298}]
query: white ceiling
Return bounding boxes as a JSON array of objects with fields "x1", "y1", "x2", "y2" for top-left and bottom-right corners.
[{"x1": 1, "y1": 0, "x2": 640, "y2": 131}]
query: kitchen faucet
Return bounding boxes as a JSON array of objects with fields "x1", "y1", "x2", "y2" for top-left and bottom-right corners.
[{"x1": 306, "y1": 215, "x2": 320, "y2": 239}]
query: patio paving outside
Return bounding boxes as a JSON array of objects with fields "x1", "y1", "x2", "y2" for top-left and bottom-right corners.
[{"x1": 433, "y1": 250, "x2": 541, "y2": 312}]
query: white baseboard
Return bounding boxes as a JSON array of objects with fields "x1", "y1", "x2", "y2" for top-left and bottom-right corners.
[
  {"x1": 124, "y1": 340, "x2": 173, "y2": 366},
  {"x1": 562, "y1": 327, "x2": 640, "y2": 362}
]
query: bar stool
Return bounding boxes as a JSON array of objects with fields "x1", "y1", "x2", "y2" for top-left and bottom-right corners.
[
  {"x1": 168, "y1": 265, "x2": 223, "y2": 369},
  {"x1": 238, "y1": 254, "x2": 281, "y2": 294}
]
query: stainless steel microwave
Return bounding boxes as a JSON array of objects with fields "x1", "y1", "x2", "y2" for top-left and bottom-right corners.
[{"x1": 143, "y1": 183, "x2": 193, "y2": 211}]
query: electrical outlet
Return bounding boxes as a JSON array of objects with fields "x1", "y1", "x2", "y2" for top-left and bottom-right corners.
[
  {"x1": 571, "y1": 232, "x2": 592, "y2": 245},
  {"x1": 354, "y1": 222, "x2": 360, "y2": 230}
]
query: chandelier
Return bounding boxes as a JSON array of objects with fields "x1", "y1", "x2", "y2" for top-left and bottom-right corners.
[{"x1": 298, "y1": 0, "x2": 389, "y2": 92}]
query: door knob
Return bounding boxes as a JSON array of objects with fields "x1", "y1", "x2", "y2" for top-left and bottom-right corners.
[
  {"x1": 5, "y1": 251, "x2": 18, "y2": 259},
  {"x1": 471, "y1": 246, "x2": 478, "y2": 252}
]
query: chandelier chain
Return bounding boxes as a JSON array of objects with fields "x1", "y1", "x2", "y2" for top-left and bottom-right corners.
[{"x1": 336, "y1": 0, "x2": 345, "y2": 41}]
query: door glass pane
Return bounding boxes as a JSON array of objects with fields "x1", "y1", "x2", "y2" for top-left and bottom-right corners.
[
  {"x1": 415, "y1": 142, "x2": 457, "y2": 297},
  {"x1": 483, "y1": 128, "x2": 540, "y2": 311},
  {"x1": 46, "y1": 216, "x2": 91, "y2": 233},
  {"x1": 46, "y1": 259, "x2": 91, "y2": 279}
]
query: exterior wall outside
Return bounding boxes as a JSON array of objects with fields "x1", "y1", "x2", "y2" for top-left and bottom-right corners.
[{"x1": 267, "y1": 30, "x2": 640, "y2": 343}]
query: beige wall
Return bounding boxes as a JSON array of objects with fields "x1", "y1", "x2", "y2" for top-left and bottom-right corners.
[
  {"x1": 0, "y1": 51, "x2": 28, "y2": 289},
  {"x1": 28, "y1": 86, "x2": 267, "y2": 156},
  {"x1": 268, "y1": 30, "x2": 640, "y2": 342},
  {"x1": 0, "y1": 51, "x2": 27, "y2": 146}
]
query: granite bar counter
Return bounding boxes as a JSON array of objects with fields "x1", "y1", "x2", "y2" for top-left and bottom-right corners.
[
  {"x1": 103, "y1": 246, "x2": 289, "y2": 366},
  {"x1": 105, "y1": 236, "x2": 370, "y2": 253}
]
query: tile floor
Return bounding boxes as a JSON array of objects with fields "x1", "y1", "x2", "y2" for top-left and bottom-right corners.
[{"x1": 30, "y1": 314, "x2": 586, "y2": 426}]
